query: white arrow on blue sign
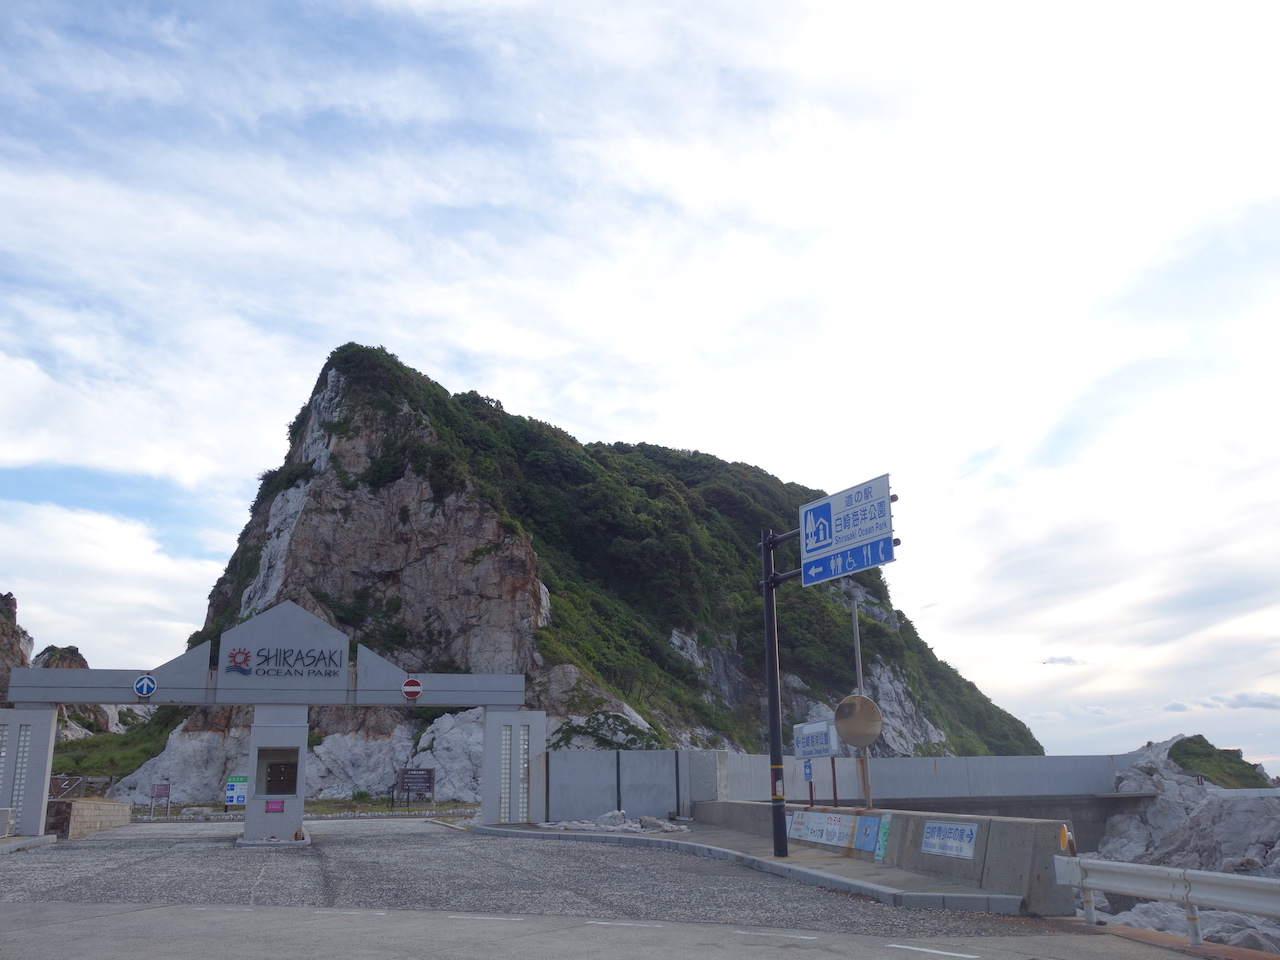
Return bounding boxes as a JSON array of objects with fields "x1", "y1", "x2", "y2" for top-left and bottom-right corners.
[
  {"x1": 799, "y1": 474, "x2": 896, "y2": 587},
  {"x1": 133, "y1": 674, "x2": 157, "y2": 698}
]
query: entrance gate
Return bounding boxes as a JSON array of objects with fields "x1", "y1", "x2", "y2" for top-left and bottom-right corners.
[{"x1": 3, "y1": 601, "x2": 546, "y2": 841}]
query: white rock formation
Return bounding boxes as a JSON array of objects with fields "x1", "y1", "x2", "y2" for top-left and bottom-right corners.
[
  {"x1": 114, "y1": 720, "x2": 253, "y2": 805},
  {"x1": 1108, "y1": 902, "x2": 1280, "y2": 954},
  {"x1": 405, "y1": 707, "x2": 486, "y2": 803},
  {"x1": 308, "y1": 723, "x2": 419, "y2": 799},
  {"x1": 1097, "y1": 735, "x2": 1219, "y2": 861},
  {"x1": 113, "y1": 707, "x2": 489, "y2": 805},
  {"x1": 1091, "y1": 736, "x2": 1280, "y2": 953}
]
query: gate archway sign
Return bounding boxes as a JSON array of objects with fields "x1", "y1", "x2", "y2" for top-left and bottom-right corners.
[{"x1": 4, "y1": 600, "x2": 544, "y2": 842}]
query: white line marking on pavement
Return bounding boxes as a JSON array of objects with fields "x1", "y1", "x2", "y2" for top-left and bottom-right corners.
[
  {"x1": 448, "y1": 915, "x2": 527, "y2": 921},
  {"x1": 586, "y1": 921, "x2": 665, "y2": 928},
  {"x1": 733, "y1": 931, "x2": 819, "y2": 940},
  {"x1": 313, "y1": 911, "x2": 387, "y2": 916},
  {"x1": 886, "y1": 945, "x2": 980, "y2": 958}
]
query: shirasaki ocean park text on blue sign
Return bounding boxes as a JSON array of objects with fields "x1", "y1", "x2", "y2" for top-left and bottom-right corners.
[{"x1": 799, "y1": 474, "x2": 896, "y2": 586}]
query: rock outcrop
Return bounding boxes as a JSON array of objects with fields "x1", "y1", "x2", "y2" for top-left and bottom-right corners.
[
  {"x1": 0, "y1": 592, "x2": 33, "y2": 705},
  {"x1": 665, "y1": 576, "x2": 949, "y2": 758},
  {"x1": 1091, "y1": 736, "x2": 1280, "y2": 953},
  {"x1": 29, "y1": 644, "x2": 115, "y2": 738},
  {"x1": 217, "y1": 366, "x2": 549, "y2": 677},
  {"x1": 1097, "y1": 735, "x2": 1216, "y2": 861}
]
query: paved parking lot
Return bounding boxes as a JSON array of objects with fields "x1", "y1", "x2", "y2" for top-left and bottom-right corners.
[{"x1": 0, "y1": 819, "x2": 1183, "y2": 960}]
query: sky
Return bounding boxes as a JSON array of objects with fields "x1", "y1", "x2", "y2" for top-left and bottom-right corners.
[{"x1": 2, "y1": 1, "x2": 1279, "y2": 767}]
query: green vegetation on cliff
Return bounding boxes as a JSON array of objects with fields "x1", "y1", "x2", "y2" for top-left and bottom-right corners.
[
  {"x1": 1169, "y1": 734, "x2": 1272, "y2": 789},
  {"x1": 191, "y1": 343, "x2": 1041, "y2": 755},
  {"x1": 52, "y1": 706, "x2": 192, "y2": 777}
]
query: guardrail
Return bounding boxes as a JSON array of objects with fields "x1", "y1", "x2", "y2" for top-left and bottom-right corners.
[{"x1": 1055, "y1": 855, "x2": 1280, "y2": 946}]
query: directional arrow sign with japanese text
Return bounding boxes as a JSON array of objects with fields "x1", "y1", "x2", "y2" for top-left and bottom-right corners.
[{"x1": 799, "y1": 473, "x2": 895, "y2": 587}]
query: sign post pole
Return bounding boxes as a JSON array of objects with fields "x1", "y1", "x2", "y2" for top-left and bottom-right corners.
[
  {"x1": 852, "y1": 599, "x2": 873, "y2": 808},
  {"x1": 760, "y1": 528, "x2": 790, "y2": 858}
]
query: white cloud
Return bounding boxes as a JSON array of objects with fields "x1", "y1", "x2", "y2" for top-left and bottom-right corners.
[
  {"x1": 0, "y1": 502, "x2": 223, "y2": 669},
  {"x1": 3, "y1": 0, "x2": 1280, "y2": 762}
]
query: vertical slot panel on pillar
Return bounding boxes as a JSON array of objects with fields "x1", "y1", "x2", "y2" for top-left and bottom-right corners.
[
  {"x1": 518, "y1": 724, "x2": 530, "y2": 823},
  {"x1": 500, "y1": 724, "x2": 512, "y2": 824}
]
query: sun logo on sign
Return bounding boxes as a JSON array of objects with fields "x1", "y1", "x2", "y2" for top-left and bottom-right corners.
[{"x1": 225, "y1": 648, "x2": 253, "y2": 675}]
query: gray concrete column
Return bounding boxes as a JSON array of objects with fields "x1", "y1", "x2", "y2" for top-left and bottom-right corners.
[
  {"x1": 0, "y1": 707, "x2": 58, "y2": 838},
  {"x1": 240, "y1": 704, "x2": 310, "y2": 845},
  {"x1": 481, "y1": 708, "x2": 545, "y2": 825}
]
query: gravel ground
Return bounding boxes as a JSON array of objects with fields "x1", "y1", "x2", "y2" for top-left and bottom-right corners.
[{"x1": 1, "y1": 819, "x2": 1086, "y2": 940}]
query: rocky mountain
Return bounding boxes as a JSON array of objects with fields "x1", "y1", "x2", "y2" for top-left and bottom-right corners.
[
  {"x1": 106, "y1": 343, "x2": 1041, "y2": 799},
  {"x1": 0, "y1": 591, "x2": 34, "y2": 707}
]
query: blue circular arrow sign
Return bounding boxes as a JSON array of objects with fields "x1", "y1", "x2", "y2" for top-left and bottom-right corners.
[{"x1": 133, "y1": 674, "x2": 157, "y2": 698}]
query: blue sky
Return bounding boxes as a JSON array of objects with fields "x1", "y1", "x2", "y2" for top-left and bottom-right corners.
[{"x1": 3, "y1": 1, "x2": 1279, "y2": 766}]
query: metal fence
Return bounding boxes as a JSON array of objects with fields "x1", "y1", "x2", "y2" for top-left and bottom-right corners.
[{"x1": 1055, "y1": 855, "x2": 1280, "y2": 946}]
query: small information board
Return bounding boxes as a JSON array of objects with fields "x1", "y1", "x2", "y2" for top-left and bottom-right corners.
[
  {"x1": 149, "y1": 782, "x2": 171, "y2": 817},
  {"x1": 793, "y1": 719, "x2": 839, "y2": 759},
  {"x1": 399, "y1": 768, "x2": 435, "y2": 801},
  {"x1": 225, "y1": 776, "x2": 249, "y2": 806},
  {"x1": 921, "y1": 820, "x2": 978, "y2": 859}
]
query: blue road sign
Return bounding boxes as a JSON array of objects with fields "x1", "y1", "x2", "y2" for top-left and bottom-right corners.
[
  {"x1": 133, "y1": 674, "x2": 157, "y2": 698},
  {"x1": 803, "y1": 759, "x2": 813, "y2": 782},
  {"x1": 799, "y1": 474, "x2": 895, "y2": 587}
]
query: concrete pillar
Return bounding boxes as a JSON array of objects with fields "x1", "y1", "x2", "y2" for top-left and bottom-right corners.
[
  {"x1": 239, "y1": 705, "x2": 309, "y2": 845},
  {"x1": 481, "y1": 708, "x2": 545, "y2": 825},
  {"x1": 0, "y1": 708, "x2": 58, "y2": 838}
]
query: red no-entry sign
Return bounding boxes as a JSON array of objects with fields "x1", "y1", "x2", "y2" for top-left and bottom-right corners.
[{"x1": 401, "y1": 678, "x2": 422, "y2": 700}]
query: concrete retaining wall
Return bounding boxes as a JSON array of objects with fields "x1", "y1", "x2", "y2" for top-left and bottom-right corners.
[
  {"x1": 693, "y1": 799, "x2": 1074, "y2": 916},
  {"x1": 546, "y1": 748, "x2": 1145, "y2": 827},
  {"x1": 44, "y1": 799, "x2": 132, "y2": 839}
]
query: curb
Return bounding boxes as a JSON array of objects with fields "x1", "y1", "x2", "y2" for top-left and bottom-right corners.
[{"x1": 0, "y1": 835, "x2": 58, "y2": 855}]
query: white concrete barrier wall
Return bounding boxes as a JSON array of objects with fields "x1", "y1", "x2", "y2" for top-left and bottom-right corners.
[
  {"x1": 547, "y1": 750, "x2": 695, "y2": 821},
  {"x1": 547, "y1": 751, "x2": 620, "y2": 821},
  {"x1": 620, "y1": 751, "x2": 680, "y2": 817}
]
